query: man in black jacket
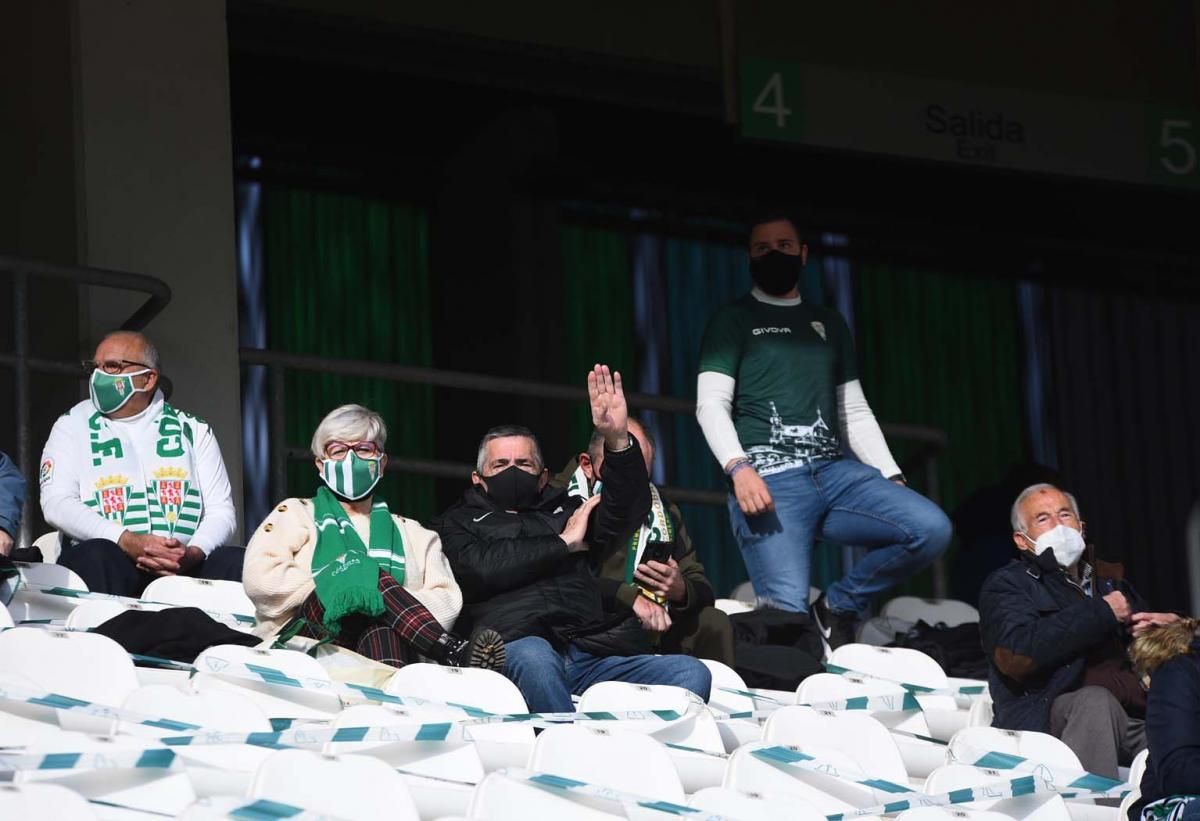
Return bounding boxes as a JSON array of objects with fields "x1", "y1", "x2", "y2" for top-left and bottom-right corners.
[
  {"x1": 433, "y1": 365, "x2": 712, "y2": 713},
  {"x1": 979, "y1": 483, "x2": 1178, "y2": 777},
  {"x1": 554, "y1": 418, "x2": 735, "y2": 667}
]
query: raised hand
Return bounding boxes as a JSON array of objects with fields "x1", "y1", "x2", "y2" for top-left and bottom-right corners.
[{"x1": 588, "y1": 363, "x2": 629, "y2": 451}]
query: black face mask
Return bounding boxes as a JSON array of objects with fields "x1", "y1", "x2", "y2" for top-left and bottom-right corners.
[
  {"x1": 750, "y1": 249, "x2": 804, "y2": 296},
  {"x1": 482, "y1": 465, "x2": 543, "y2": 510}
]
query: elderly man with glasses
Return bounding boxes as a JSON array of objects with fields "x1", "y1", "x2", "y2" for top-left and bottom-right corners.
[{"x1": 38, "y1": 330, "x2": 241, "y2": 595}]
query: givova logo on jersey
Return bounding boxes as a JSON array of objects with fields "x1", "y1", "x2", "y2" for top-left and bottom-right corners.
[{"x1": 752, "y1": 326, "x2": 792, "y2": 336}]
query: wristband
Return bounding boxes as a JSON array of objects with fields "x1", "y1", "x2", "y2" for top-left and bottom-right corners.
[
  {"x1": 606, "y1": 434, "x2": 635, "y2": 454},
  {"x1": 728, "y1": 460, "x2": 753, "y2": 479},
  {"x1": 637, "y1": 585, "x2": 668, "y2": 608}
]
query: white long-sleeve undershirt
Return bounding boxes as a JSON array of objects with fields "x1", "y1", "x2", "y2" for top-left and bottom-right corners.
[{"x1": 694, "y1": 290, "x2": 902, "y2": 478}]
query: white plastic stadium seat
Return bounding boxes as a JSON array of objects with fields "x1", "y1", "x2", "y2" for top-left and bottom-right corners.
[
  {"x1": 924, "y1": 764, "x2": 1073, "y2": 821},
  {"x1": 828, "y1": 643, "x2": 950, "y2": 691},
  {"x1": 949, "y1": 726, "x2": 1084, "y2": 772},
  {"x1": 714, "y1": 598, "x2": 753, "y2": 615},
  {"x1": 701, "y1": 659, "x2": 764, "y2": 751},
  {"x1": 0, "y1": 781, "x2": 98, "y2": 820},
  {"x1": 968, "y1": 695, "x2": 994, "y2": 727},
  {"x1": 1119, "y1": 749, "x2": 1150, "y2": 819},
  {"x1": 386, "y1": 663, "x2": 533, "y2": 771},
  {"x1": 881, "y1": 596, "x2": 980, "y2": 627},
  {"x1": 796, "y1": 672, "x2": 947, "y2": 778},
  {"x1": 689, "y1": 785, "x2": 826, "y2": 821},
  {"x1": 0, "y1": 600, "x2": 12, "y2": 629},
  {"x1": 527, "y1": 724, "x2": 686, "y2": 803},
  {"x1": 327, "y1": 703, "x2": 481, "y2": 819},
  {"x1": 729, "y1": 582, "x2": 821, "y2": 607},
  {"x1": 6, "y1": 562, "x2": 89, "y2": 622},
  {"x1": 142, "y1": 576, "x2": 255, "y2": 618},
  {"x1": 13, "y1": 560, "x2": 86, "y2": 590},
  {"x1": 248, "y1": 749, "x2": 421, "y2": 821},
  {"x1": 576, "y1": 681, "x2": 724, "y2": 790},
  {"x1": 722, "y1": 741, "x2": 863, "y2": 814},
  {"x1": 63, "y1": 600, "x2": 133, "y2": 631},
  {"x1": 576, "y1": 682, "x2": 723, "y2": 752},
  {"x1": 0, "y1": 627, "x2": 139, "y2": 734},
  {"x1": 191, "y1": 644, "x2": 342, "y2": 720},
  {"x1": 32, "y1": 532, "x2": 63, "y2": 564},
  {"x1": 467, "y1": 772, "x2": 620, "y2": 821},
  {"x1": 763, "y1": 705, "x2": 909, "y2": 784}
]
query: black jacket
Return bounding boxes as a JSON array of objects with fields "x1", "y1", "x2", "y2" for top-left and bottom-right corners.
[
  {"x1": 979, "y1": 548, "x2": 1145, "y2": 733},
  {"x1": 433, "y1": 437, "x2": 652, "y2": 657}
]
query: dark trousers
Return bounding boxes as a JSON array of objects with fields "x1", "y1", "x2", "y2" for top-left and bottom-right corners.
[
  {"x1": 659, "y1": 605, "x2": 736, "y2": 668},
  {"x1": 297, "y1": 570, "x2": 451, "y2": 669},
  {"x1": 58, "y1": 538, "x2": 245, "y2": 597}
]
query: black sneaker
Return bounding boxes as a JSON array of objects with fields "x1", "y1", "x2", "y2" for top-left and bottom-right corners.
[
  {"x1": 813, "y1": 592, "x2": 859, "y2": 651},
  {"x1": 443, "y1": 627, "x2": 507, "y2": 673}
]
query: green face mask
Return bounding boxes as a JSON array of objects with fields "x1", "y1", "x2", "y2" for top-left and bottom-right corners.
[
  {"x1": 321, "y1": 451, "x2": 384, "y2": 501},
  {"x1": 90, "y1": 368, "x2": 151, "y2": 415}
]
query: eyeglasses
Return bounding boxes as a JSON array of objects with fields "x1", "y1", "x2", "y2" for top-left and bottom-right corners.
[
  {"x1": 324, "y1": 441, "x2": 383, "y2": 461},
  {"x1": 82, "y1": 359, "x2": 154, "y2": 375}
]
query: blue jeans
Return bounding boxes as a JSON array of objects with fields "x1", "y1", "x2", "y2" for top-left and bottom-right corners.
[
  {"x1": 504, "y1": 636, "x2": 713, "y2": 713},
  {"x1": 727, "y1": 459, "x2": 952, "y2": 615}
]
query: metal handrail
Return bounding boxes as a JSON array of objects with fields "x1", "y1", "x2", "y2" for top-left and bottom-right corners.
[
  {"x1": 283, "y1": 446, "x2": 729, "y2": 507},
  {"x1": 240, "y1": 347, "x2": 949, "y2": 446},
  {"x1": 0, "y1": 257, "x2": 173, "y2": 549}
]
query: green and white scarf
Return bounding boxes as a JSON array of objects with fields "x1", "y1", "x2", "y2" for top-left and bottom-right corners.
[
  {"x1": 567, "y1": 464, "x2": 674, "y2": 598},
  {"x1": 311, "y1": 486, "x2": 406, "y2": 636},
  {"x1": 74, "y1": 394, "x2": 204, "y2": 540}
]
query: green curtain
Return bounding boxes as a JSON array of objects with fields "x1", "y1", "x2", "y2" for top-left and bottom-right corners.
[
  {"x1": 561, "y1": 225, "x2": 637, "y2": 450},
  {"x1": 854, "y1": 264, "x2": 1028, "y2": 596},
  {"x1": 263, "y1": 186, "x2": 436, "y2": 522},
  {"x1": 661, "y1": 238, "x2": 753, "y2": 596}
]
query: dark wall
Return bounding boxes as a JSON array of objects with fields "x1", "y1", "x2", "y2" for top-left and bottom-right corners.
[
  {"x1": 228, "y1": 4, "x2": 1200, "y2": 600},
  {"x1": 0, "y1": 3, "x2": 86, "y2": 538}
]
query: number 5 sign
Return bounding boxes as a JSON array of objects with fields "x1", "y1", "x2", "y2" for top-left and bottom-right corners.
[
  {"x1": 1148, "y1": 108, "x2": 1200, "y2": 187},
  {"x1": 740, "y1": 59, "x2": 804, "y2": 141}
]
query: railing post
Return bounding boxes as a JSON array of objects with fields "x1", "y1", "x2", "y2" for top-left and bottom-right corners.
[
  {"x1": 268, "y1": 363, "x2": 288, "y2": 506},
  {"x1": 925, "y1": 453, "x2": 949, "y2": 598},
  {"x1": 13, "y1": 270, "x2": 33, "y2": 550}
]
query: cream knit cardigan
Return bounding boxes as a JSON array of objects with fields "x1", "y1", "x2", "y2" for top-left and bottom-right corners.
[{"x1": 243, "y1": 497, "x2": 463, "y2": 639}]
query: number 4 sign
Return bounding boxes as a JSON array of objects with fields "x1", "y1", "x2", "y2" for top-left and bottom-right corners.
[{"x1": 740, "y1": 59, "x2": 805, "y2": 141}]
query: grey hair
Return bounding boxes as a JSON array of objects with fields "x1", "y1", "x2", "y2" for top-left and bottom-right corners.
[
  {"x1": 101, "y1": 331, "x2": 161, "y2": 371},
  {"x1": 310, "y1": 404, "x2": 387, "y2": 457},
  {"x1": 476, "y1": 424, "x2": 543, "y2": 473},
  {"x1": 1010, "y1": 483, "x2": 1082, "y2": 532}
]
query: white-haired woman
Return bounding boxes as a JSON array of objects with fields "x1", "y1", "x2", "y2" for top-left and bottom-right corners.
[{"x1": 243, "y1": 404, "x2": 504, "y2": 670}]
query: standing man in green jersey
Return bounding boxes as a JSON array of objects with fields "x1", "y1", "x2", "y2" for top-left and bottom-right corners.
[{"x1": 695, "y1": 214, "x2": 952, "y2": 648}]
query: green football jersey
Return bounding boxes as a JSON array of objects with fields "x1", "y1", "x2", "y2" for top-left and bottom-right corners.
[{"x1": 698, "y1": 294, "x2": 857, "y2": 476}]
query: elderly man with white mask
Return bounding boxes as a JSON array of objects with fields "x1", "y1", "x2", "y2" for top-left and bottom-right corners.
[{"x1": 979, "y1": 482, "x2": 1179, "y2": 778}]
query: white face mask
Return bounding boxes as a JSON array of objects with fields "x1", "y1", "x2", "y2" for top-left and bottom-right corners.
[{"x1": 1023, "y1": 523, "x2": 1086, "y2": 569}]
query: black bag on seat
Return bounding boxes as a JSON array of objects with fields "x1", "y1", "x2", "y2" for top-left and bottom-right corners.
[{"x1": 729, "y1": 607, "x2": 825, "y2": 690}]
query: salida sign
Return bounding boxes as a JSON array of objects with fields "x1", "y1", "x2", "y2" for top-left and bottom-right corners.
[
  {"x1": 924, "y1": 104, "x2": 1025, "y2": 162},
  {"x1": 739, "y1": 58, "x2": 1199, "y2": 189}
]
